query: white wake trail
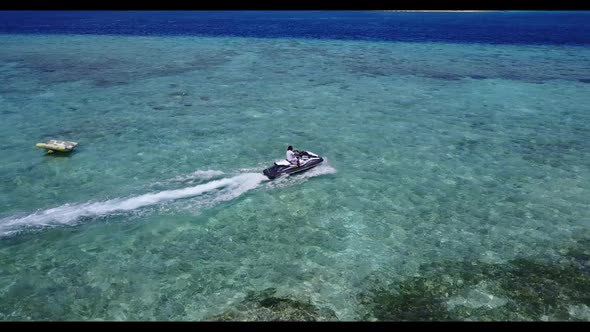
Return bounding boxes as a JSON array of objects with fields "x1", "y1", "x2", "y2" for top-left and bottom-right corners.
[{"x1": 0, "y1": 173, "x2": 267, "y2": 237}]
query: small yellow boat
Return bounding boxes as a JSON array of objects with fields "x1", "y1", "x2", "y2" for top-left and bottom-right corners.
[{"x1": 36, "y1": 140, "x2": 78, "y2": 154}]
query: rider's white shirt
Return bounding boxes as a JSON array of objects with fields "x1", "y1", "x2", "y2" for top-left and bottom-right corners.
[{"x1": 286, "y1": 150, "x2": 298, "y2": 163}]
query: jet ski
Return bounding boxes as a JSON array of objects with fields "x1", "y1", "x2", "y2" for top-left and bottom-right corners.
[{"x1": 263, "y1": 150, "x2": 324, "y2": 180}]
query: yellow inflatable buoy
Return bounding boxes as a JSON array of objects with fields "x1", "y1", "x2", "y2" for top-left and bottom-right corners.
[{"x1": 36, "y1": 140, "x2": 78, "y2": 153}]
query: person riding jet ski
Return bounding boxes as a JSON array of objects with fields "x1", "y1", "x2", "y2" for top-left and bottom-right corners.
[
  {"x1": 286, "y1": 145, "x2": 301, "y2": 166},
  {"x1": 263, "y1": 145, "x2": 323, "y2": 180}
]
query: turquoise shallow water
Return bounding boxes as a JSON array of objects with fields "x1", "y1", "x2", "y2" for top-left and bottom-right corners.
[{"x1": 0, "y1": 35, "x2": 589, "y2": 320}]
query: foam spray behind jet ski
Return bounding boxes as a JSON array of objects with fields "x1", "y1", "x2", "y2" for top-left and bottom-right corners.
[{"x1": 262, "y1": 150, "x2": 324, "y2": 180}]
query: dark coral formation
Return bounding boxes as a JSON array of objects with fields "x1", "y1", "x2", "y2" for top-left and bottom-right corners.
[
  {"x1": 207, "y1": 288, "x2": 338, "y2": 321},
  {"x1": 357, "y1": 241, "x2": 590, "y2": 321}
]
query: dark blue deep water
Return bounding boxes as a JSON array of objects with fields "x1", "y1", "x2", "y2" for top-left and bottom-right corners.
[{"x1": 1, "y1": 10, "x2": 590, "y2": 45}]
